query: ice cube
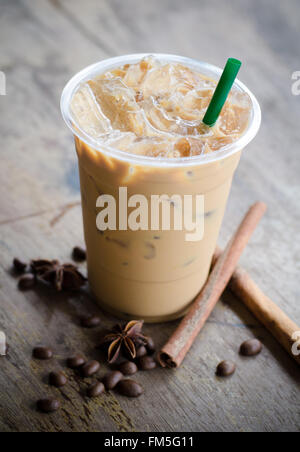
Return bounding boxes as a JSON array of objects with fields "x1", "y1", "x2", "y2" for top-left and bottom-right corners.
[
  {"x1": 219, "y1": 90, "x2": 251, "y2": 135},
  {"x1": 71, "y1": 83, "x2": 112, "y2": 138}
]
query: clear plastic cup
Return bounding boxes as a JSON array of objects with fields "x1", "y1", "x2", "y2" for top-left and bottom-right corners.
[{"x1": 61, "y1": 53, "x2": 261, "y2": 323}]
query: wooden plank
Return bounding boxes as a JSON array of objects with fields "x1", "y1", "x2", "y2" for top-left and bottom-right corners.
[
  {"x1": 0, "y1": 0, "x2": 299, "y2": 432},
  {"x1": 0, "y1": 209, "x2": 299, "y2": 432}
]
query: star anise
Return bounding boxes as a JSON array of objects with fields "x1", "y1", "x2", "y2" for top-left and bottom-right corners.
[
  {"x1": 100, "y1": 320, "x2": 147, "y2": 363},
  {"x1": 30, "y1": 259, "x2": 86, "y2": 292}
]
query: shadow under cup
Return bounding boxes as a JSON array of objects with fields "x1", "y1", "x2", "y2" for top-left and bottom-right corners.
[{"x1": 61, "y1": 53, "x2": 261, "y2": 323}]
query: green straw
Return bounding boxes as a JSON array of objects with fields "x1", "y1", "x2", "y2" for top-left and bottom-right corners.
[{"x1": 202, "y1": 58, "x2": 242, "y2": 127}]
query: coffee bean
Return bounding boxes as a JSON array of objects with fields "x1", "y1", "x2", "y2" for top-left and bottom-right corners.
[
  {"x1": 13, "y1": 258, "x2": 27, "y2": 273},
  {"x1": 136, "y1": 346, "x2": 147, "y2": 358},
  {"x1": 87, "y1": 382, "x2": 105, "y2": 398},
  {"x1": 80, "y1": 315, "x2": 101, "y2": 328},
  {"x1": 67, "y1": 354, "x2": 86, "y2": 369},
  {"x1": 18, "y1": 274, "x2": 35, "y2": 291},
  {"x1": 33, "y1": 347, "x2": 53, "y2": 360},
  {"x1": 49, "y1": 371, "x2": 67, "y2": 388},
  {"x1": 103, "y1": 371, "x2": 123, "y2": 390},
  {"x1": 81, "y1": 360, "x2": 100, "y2": 377},
  {"x1": 240, "y1": 339, "x2": 262, "y2": 356},
  {"x1": 117, "y1": 379, "x2": 143, "y2": 398},
  {"x1": 139, "y1": 355, "x2": 157, "y2": 371},
  {"x1": 145, "y1": 336, "x2": 156, "y2": 355},
  {"x1": 119, "y1": 361, "x2": 138, "y2": 376},
  {"x1": 72, "y1": 246, "x2": 86, "y2": 262},
  {"x1": 37, "y1": 398, "x2": 60, "y2": 413},
  {"x1": 216, "y1": 360, "x2": 236, "y2": 377}
]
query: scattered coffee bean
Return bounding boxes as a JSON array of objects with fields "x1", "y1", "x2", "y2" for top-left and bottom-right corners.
[
  {"x1": 33, "y1": 346, "x2": 53, "y2": 360},
  {"x1": 37, "y1": 398, "x2": 60, "y2": 413},
  {"x1": 18, "y1": 274, "x2": 35, "y2": 291},
  {"x1": 72, "y1": 246, "x2": 86, "y2": 262},
  {"x1": 216, "y1": 360, "x2": 236, "y2": 377},
  {"x1": 49, "y1": 371, "x2": 67, "y2": 388},
  {"x1": 103, "y1": 371, "x2": 123, "y2": 390},
  {"x1": 145, "y1": 336, "x2": 156, "y2": 355},
  {"x1": 117, "y1": 379, "x2": 143, "y2": 398},
  {"x1": 13, "y1": 258, "x2": 27, "y2": 273},
  {"x1": 67, "y1": 354, "x2": 86, "y2": 369},
  {"x1": 87, "y1": 381, "x2": 105, "y2": 398},
  {"x1": 80, "y1": 315, "x2": 101, "y2": 328},
  {"x1": 139, "y1": 355, "x2": 157, "y2": 371},
  {"x1": 119, "y1": 361, "x2": 138, "y2": 376},
  {"x1": 136, "y1": 345, "x2": 147, "y2": 358},
  {"x1": 81, "y1": 360, "x2": 100, "y2": 377},
  {"x1": 240, "y1": 339, "x2": 262, "y2": 357}
]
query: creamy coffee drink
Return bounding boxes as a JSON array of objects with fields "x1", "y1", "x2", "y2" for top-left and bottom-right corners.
[{"x1": 62, "y1": 54, "x2": 260, "y2": 322}]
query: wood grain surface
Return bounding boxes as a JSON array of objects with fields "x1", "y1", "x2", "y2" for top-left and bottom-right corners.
[{"x1": 0, "y1": 0, "x2": 299, "y2": 432}]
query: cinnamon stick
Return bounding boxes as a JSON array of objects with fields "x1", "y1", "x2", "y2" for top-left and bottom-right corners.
[
  {"x1": 213, "y1": 247, "x2": 300, "y2": 365},
  {"x1": 158, "y1": 202, "x2": 267, "y2": 368}
]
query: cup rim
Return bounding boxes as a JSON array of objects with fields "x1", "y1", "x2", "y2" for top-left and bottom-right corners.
[{"x1": 61, "y1": 53, "x2": 261, "y2": 168}]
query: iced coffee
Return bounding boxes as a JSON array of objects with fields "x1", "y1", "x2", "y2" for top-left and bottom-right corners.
[{"x1": 62, "y1": 54, "x2": 260, "y2": 322}]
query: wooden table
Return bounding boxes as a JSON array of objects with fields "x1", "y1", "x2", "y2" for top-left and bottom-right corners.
[{"x1": 0, "y1": 0, "x2": 299, "y2": 433}]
